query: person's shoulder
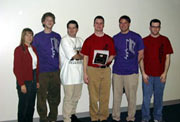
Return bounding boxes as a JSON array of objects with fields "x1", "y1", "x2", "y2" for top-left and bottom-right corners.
[
  {"x1": 34, "y1": 31, "x2": 44, "y2": 37},
  {"x1": 82, "y1": 34, "x2": 94, "y2": 47},
  {"x1": 76, "y1": 36, "x2": 83, "y2": 41},
  {"x1": 113, "y1": 33, "x2": 122, "y2": 42},
  {"x1": 104, "y1": 33, "x2": 112, "y2": 39},
  {"x1": 61, "y1": 35, "x2": 68, "y2": 40},
  {"x1": 85, "y1": 33, "x2": 94, "y2": 41},
  {"x1": 52, "y1": 31, "x2": 60, "y2": 35},
  {"x1": 129, "y1": 31, "x2": 141, "y2": 38},
  {"x1": 52, "y1": 31, "x2": 61, "y2": 37},
  {"x1": 159, "y1": 35, "x2": 171, "y2": 45},
  {"x1": 76, "y1": 36, "x2": 84, "y2": 43},
  {"x1": 33, "y1": 31, "x2": 45, "y2": 41},
  {"x1": 159, "y1": 34, "x2": 169, "y2": 40},
  {"x1": 87, "y1": 33, "x2": 94, "y2": 38},
  {"x1": 61, "y1": 35, "x2": 69, "y2": 43},
  {"x1": 143, "y1": 35, "x2": 151, "y2": 40},
  {"x1": 14, "y1": 45, "x2": 23, "y2": 53},
  {"x1": 14, "y1": 45, "x2": 21, "y2": 50},
  {"x1": 113, "y1": 32, "x2": 121, "y2": 38}
]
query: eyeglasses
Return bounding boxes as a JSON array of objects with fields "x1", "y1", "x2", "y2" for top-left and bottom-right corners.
[{"x1": 151, "y1": 26, "x2": 160, "y2": 28}]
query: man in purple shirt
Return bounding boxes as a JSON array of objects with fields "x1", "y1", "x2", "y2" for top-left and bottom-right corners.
[
  {"x1": 33, "y1": 12, "x2": 61, "y2": 122},
  {"x1": 112, "y1": 15, "x2": 144, "y2": 122}
]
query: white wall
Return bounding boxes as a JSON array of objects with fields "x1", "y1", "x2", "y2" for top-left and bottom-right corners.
[{"x1": 0, "y1": 0, "x2": 180, "y2": 121}]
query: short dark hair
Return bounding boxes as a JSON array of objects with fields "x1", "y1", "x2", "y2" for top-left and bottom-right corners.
[
  {"x1": 150, "y1": 19, "x2": 161, "y2": 26},
  {"x1": 119, "y1": 15, "x2": 131, "y2": 23},
  {"x1": 94, "y1": 15, "x2": 104, "y2": 24},
  {"x1": 41, "y1": 12, "x2": 55, "y2": 27},
  {"x1": 67, "y1": 20, "x2": 79, "y2": 29}
]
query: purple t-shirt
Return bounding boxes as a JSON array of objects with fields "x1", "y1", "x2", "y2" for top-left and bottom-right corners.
[
  {"x1": 32, "y1": 31, "x2": 61, "y2": 73},
  {"x1": 113, "y1": 31, "x2": 144, "y2": 75}
]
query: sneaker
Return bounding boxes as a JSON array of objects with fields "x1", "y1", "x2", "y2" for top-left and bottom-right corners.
[
  {"x1": 112, "y1": 119, "x2": 120, "y2": 122},
  {"x1": 101, "y1": 120, "x2": 108, "y2": 122},
  {"x1": 71, "y1": 114, "x2": 81, "y2": 122}
]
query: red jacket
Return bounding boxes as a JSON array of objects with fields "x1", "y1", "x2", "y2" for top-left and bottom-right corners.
[{"x1": 13, "y1": 45, "x2": 39, "y2": 86}]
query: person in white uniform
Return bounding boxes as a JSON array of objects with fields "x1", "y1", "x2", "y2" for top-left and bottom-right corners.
[{"x1": 59, "y1": 20, "x2": 83, "y2": 122}]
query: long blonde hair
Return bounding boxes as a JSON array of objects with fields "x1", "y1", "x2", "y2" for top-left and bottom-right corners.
[{"x1": 20, "y1": 28, "x2": 34, "y2": 51}]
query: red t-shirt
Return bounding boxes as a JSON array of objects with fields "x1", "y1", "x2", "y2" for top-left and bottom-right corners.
[
  {"x1": 81, "y1": 33, "x2": 116, "y2": 67},
  {"x1": 143, "y1": 35, "x2": 173, "y2": 76}
]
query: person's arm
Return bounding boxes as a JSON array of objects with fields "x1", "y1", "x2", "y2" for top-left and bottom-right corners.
[
  {"x1": 140, "y1": 59, "x2": 149, "y2": 84},
  {"x1": 103, "y1": 37, "x2": 116, "y2": 66},
  {"x1": 33, "y1": 47, "x2": 40, "y2": 89},
  {"x1": 160, "y1": 54, "x2": 171, "y2": 83},
  {"x1": 106, "y1": 55, "x2": 115, "y2": 66},
  {"x1": 13, "y1": 48, "x2": 27, "y2": 93},
  {"x1": 61, "y1": 39, "x2": 77, "y2": 60},
  {"x1": 72, "y1": 38, "x2": 84, "y2": 60},
  {"x1": 32, "y1": 35, "x2": 38, "y2": 48},
  {"x1": 83, "y1": 55, "x2": 89, "y2": 84},
  {"x1": 72, "y1": 53, "x2": 83, "y2": 60},
  {"x1": 138, "y1": 49, "x2": 144, "y2": 63}
]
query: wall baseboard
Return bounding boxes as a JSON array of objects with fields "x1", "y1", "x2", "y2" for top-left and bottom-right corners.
[{"x1": 4, "y1": 99, "x2": 180, "y2": 122}]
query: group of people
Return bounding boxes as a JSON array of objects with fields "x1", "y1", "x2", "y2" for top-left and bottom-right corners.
[{"x1": 13, "y1": 12, "x2": 173, "y2": 122}]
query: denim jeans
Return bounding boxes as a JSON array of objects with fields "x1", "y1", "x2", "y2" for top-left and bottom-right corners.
[
  {"x1": 141, "y1": 76, "x2": 165, "y2": 121},
  {"x1": 17, "y1": 70, "x2": 37, "y2": 122}
]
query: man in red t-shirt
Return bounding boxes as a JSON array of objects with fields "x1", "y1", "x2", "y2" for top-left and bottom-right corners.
[
  {"x1": 81, "y1": 16, "x2": 116, "y2": 122},
  {"x1": 140, "y1": 19, "x2": 173, "y2": 122}
]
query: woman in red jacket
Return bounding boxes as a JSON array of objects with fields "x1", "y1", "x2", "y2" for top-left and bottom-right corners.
[{"x1": 13, "y1": 28, "x2": 39, "y2": 122}]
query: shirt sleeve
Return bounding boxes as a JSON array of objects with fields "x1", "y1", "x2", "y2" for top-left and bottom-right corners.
[
  {"x1": 13, "y1": 47, "x2": 24, "y2": 86},
  {"x1": 57, "y1": 34, "x2": 61, "y2": 47},
  {"x1": 137, "y1": 35, "x2": 144, "y2": 51},
  {"x1": 32, "y1": 35, "x2": 39, "y2": 48},
  {"x1": 79, "y1": 37, "x2": 84, "y2": 48},
  {"x1": 165, "y1": 38, "x2": 173, "y2": 55},
  {"x1": 81, "y1": 39, "x2": 90, "y2": 56},
  {"x1": 60, "y1": 39, "x2": 77, "y2": 60},
  {"x1": 108, "y1": 38, "x2": 116, "y2": 56}
]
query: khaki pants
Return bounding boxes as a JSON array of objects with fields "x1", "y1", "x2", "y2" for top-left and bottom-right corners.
[
  {"x1": 87, "y1": 66, "x2": 111, "y2": 121},
  {"x1": 63, "y1": 84, "x2": 83, "y2": 122},
  {"x1": 37, "y1": 70, "x2": 61, "y2": 122},
  {"x1": 112, "y1": 73, "x2": 139, "y2": 121}
]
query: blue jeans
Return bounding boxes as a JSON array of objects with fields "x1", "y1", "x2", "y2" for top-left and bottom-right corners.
[
  {"x1": 141, "y1": 76, "x2": 165, "y2": 121},
  {"x1": 17, "y1": 70, "x2": 37, "y2": 122}
]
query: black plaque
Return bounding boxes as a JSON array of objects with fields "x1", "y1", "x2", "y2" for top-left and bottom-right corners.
[{"x1": 94, "y1": 53, "x2": 107, "y2": 64}]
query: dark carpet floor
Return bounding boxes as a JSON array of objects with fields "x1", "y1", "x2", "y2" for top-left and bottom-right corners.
[{"x1": 58, "y1": 104, "x2": 180, "y2": 122}]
